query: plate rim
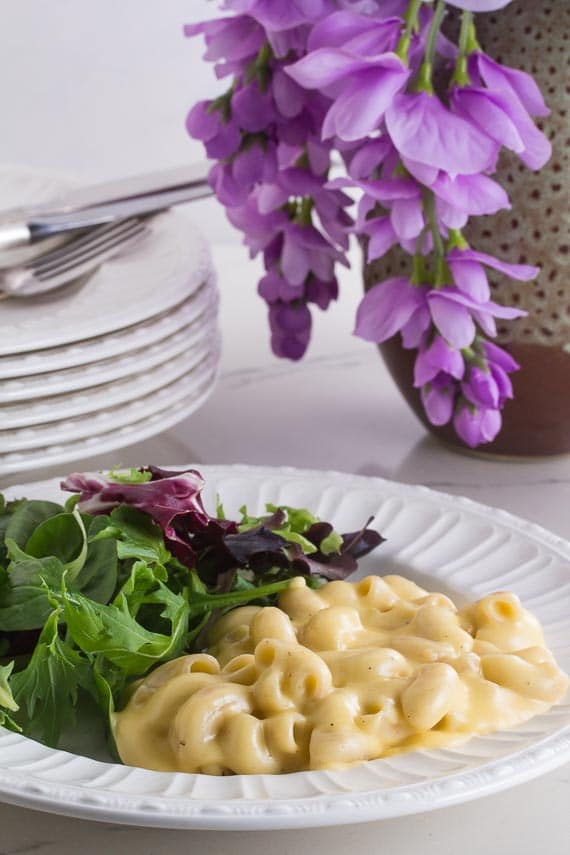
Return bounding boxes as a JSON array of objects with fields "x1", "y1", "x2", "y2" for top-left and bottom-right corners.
[
  {"x1": 1, "y1": 464, "x2": 569, "y2": 829},
  {"x1": 0, "y1": 280, "x2": 218, "y2": 380},
  {"x1": 0, "y1": 166, "x2": 214, "y2": 356}
]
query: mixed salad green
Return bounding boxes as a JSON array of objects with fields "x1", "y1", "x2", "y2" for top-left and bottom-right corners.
[{"x1": 0, "y1": 466, "x2": 384, "y2": 752}]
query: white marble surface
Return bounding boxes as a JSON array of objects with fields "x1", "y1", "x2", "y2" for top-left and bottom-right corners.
[{"x1": 0, "y1": 2, "x2": 569, "y2": 852}]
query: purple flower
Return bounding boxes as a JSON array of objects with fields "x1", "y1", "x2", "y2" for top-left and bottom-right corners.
[
  {"x1": 329, "y1": 175, "x2": 424, "y2": 244},
  {"x1": 451, "y1": 85, "x2": 551, "y2": 171},
  {"x1": 447, "y1": 248, "x2": 539, "y2": 302},
  {"x1": 335, "y1": 1, "x2": 407, "y2": 13},
  {"x1": 185, "y1": 102, "x2": 241, "y2": 159},
  {"x1": 208, "y1": 162, "x2": 250, "y2": 207},
  {"x1": 269, "y1": 301, "x2": 312, "y2": 360},
  {"x1": 232, "y1": 80, "x2": 277, "y2": 132},
  {"x1": 280, "y1": 223, "x2": 347, "y2": 285},
  {"x1": 306, "y1": 275, "x2": 339, "y2": 309},
  {"x1": 188, "y1": 0, "x2": 549, "y2": 398},
  {"x1": 234, "y1": 141, "x2": 277, "y2": 187},
  {"x1": 184, "y1": 16, "x2": 264, "y2": 75},
  {"x1": 226, "y1": 195, "x2": 288, "y2": 254},
  {"x1": 272, "y1": 68, "x2": 307, "y2": 118},
  {"x1": 260, "y1": 267, "x2": 338, "y2": 307},
  {"x1": 454, "y1": 404, "x2": 502, "y2": 448},
  {"x1": 431, "y1": 172, "x2": 510, "y2": 217},
  {"x1": 481, "y1": 340, "x2": 519, "y2": 402},
  {"x1": 462, "y1": 366, "x2": 500, "y2": 408},
  {"x1": 354, "y1": 277, "x2": 428, "y2": 342},
  {"x1": 346, "y1": 136, "x2": 393, "y2": 179},
  {"x1": 386, "y1": 92, "x2": 498, "y2": 177},
  {"x1": 259, "y1": 269, "x2": 305, "y2": 303},
  {"x1": 482, "y1": 339, "x2": 519, "y2": 373},
  {"x1": 445, "y1": 1, "x2": 513, "y2": 9},
  {"x1": 308, "y1": 10, "x2": 402, "y2": 55},
  {"x1": 427, "y1": 288, "x2": 526, "y2": 348},
  {"x1": 400, "y1": 300, "x2": 432, "y2": 349},
  {"x1": 287, "y1": 49, "x2": 409, "y2": 140},
  {"x1": 421, "y1": 378, "x2": 456, "y2": 427},
  {"x1": 414, "y1": 335, "x2": 465, "y2": 387},
  {"x1": 258, "y1": 169, "x2": 352, "y2": 249},
  {"x1": 363, "y1": 217, "x2": 398, "y2": 262},
  {"x1": 472, "y1": 53, "x2": 549, "y2": 118},
  {"x1": 223, "y1": 0, "x2": 332, "y2": 31}
]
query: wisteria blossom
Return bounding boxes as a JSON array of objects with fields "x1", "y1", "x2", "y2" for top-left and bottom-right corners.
[{"x1": 186, "y1": 0, "x2": 551, "y2": 447}]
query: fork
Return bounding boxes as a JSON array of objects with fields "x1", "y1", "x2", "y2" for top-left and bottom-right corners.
[{"x1": 0, "y1": 217, "x2": 148, "y2": 298}]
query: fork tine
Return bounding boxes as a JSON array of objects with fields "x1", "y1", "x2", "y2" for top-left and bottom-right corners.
[
  {"x1": 35, "y1": 221, "x2": 146, "y2": 281},
  {"x1": 31, "y1": 218, "x2": 140, "y2": 274},
  {"x1": 0, "y1": 221, "x2": 148, "y2": 296},
  {"x1": 23, "y1": 219, "x2": 130, "y2": 270}
]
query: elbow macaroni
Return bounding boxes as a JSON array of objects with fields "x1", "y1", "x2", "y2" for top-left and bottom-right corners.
[{"x1": 114, "y1": 577, "x2": 569, "y2": 775}]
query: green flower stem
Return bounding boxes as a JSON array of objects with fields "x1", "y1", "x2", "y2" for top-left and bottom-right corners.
[
  {"x1": 447, "y1": 228, "x2": 469, "y2": 251},
  {"x1": 424, "y1": 191, "x2": 444, "y2": 257},
  {"x1": 297, "y1": 196, "x2": 314, "y2": 226},
  {"x1": 396, "y1": 0, "x2": 423, "y2": 63},
  {"x1": 417, "y1": 0, "x2": 447, "y2": 93},
  {"x1": 424, "y1": 191, "x2": 452, "y2": 287},
  {"x1": 451, "y1": 9, "x2": 474, "y2": 87},
  {"x1": 411, "y1": 227, "x2": 428, "y2": 285}
]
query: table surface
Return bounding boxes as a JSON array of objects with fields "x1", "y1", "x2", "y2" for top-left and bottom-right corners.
[
  {"x1": 1, "y1": 197, "x2": 568, "y2": 855},
  {"x1": 0, "y1": 2, "x2": 569, "y2": 851}
]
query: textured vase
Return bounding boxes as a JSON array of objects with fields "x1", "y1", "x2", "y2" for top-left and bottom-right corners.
[{"x1": 364, "y1": 1, "x2": 570, "y2": 457}]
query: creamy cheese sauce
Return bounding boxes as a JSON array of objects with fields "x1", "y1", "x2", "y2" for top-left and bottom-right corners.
[{"x1": 114, "y1": 575, "x2": 569, "y2": 775}]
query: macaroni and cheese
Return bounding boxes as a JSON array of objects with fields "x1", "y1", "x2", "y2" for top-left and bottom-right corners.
[{"x1": 114, "y1": 575, "x2": 569, "y2": 775}]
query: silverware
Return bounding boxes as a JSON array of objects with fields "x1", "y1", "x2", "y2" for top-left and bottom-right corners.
[
  {"x1": 0, "y1": 163, "x2": 213, "y2": 253},
  {"x1": 0, "y1": 218, "x2": 148, "y2": 298}
]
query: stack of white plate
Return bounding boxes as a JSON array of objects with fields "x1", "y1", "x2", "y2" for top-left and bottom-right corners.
[{"x1": 0, "y1": 176, "x2": 220, "y2": 476}]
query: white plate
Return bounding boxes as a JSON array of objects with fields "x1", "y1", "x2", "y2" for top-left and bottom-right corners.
[
  {"x1": 0, "y1": 165, "x2": 76, "y2": 268},
  {"x1": 0, "y1": 340, "x2": 220, "y2": 452},
  {"x1": 0, "y1": 368, "x2": 219, "y2": 476},
  {"x1": 0, "y1": 279, "x2": 217, "y2": 380},
  {"x1": 0, "y1": 311, "x2": 219, "y2": 429},
  {"x1": 0, "y1": 305, "x2": 218, "y2": 403},
  {"x1": 0, "y1": 466, "x2": 568, "y2": 828},
  {"x1": 0, "y1": 170, "x2": 215, "y2": 355}
]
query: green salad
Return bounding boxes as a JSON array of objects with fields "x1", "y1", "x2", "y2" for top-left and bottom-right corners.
[{"x1": 0, "y1": 466, "x2": 383, "y2": 752}]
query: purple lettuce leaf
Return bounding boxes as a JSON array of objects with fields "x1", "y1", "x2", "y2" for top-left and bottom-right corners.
[{"x1": 61, "y1": 468, "x2": 211, "y2": 566}]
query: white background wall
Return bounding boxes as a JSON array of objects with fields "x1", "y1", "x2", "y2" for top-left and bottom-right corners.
[{"x1": 0, "y1": 0, "x2": 223, "y2": 179}]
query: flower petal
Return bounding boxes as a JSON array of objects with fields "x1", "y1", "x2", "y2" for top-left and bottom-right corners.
[
  {"x1": 451, "y1": 86, "x2": 524, "y2": 153},
  {"x1": 447, "y1": 248, "x2": 539, "y2": 282},
  {"x1": 414, "y1": 335, "x2": 465, "y2": 386},
  {"x1": 365, "y1": 217, "x2": 398, "y2": 261},
  {"x1": 401, "y1": 305, "x2": 431, "y2": 349},
  {"x1": 386, "y1": 92, "x2": 498, "y2": 176},
  {"x1": 430, "y1": 172, "x2": 510, "y2": 215},
  {"x1": 281, "y1": 233, "x2": 310, "y2": 285},
  {"x1": 308, "y1": 10, "x2": 385, "y2": 50},
  {"x1": 454, "y1": 404, "x2": 502, "y2": 448},
  {"x1": 354, "y1": 278, "x2": 425, "y2": 342},
  {"x1": 348, "y1": 137, "x2": 393, "y2": 179},
  {"x1": 482, "y1": 340, "x2": 520, "y2": 372},
  {"x1": 475, "y1": 52, "x2": 550, "y2": 117},
  {"x1": 463, "y1": 366, "x2": 500, "y2": 408},
  {"x1": 446, "y1": 0, "x2": 514, "y2": 11},
  {"x1": 421, "y1": 383, "x2": 455, "y2": 426},
  {"x1": 447, "y1": 258, "x2": 491, "y2": 302},
  {"x1": 286, "y1": 48, "x2": 370, "y2": 89},
  {"x1": 390, "y1": 197, "x2": 424, "y2": 240},
  {"x1": 322, "y1": 64, "x2": 409, "y2": 140},
  {"x1": 428, "y1": 293, "x2": 476, "y2": 348}
]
